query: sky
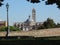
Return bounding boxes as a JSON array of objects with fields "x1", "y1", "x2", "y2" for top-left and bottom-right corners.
[{"x1": 0, "y1": 0, "x2": 60, "y2": 26}]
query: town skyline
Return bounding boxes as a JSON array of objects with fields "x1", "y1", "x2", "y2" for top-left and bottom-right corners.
[{"x1": 0, "y1": 0, "x2": 60, "y2": 26}]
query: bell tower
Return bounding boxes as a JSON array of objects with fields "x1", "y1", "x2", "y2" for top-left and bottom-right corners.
[{"x1": 32, "y1": 8, "x2": 36, "y2": 22}]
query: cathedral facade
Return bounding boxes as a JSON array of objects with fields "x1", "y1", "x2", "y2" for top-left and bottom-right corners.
[{"x1": 14, "y1": 8, "x2": 43, "y2": 31}]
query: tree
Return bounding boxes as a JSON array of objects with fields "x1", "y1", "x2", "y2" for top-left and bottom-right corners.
[
  {"x1": 43, "y1": 18, "x2": 56, "y2": 28},
  {"x1": 36, "y1": 18, "x2": 56, "y2": 29},
  {"x1": 45, "y1": 0, "x2": 60, "y2": 9},
  {"x1": 27, "y1": 0, "x2": 40, "y2": 3},
  {"x1": 0, "y1": 2, "x2": 3, "y2": 6},
  {"x1": 26, "y1": 0, "x2": 60, "y2": 9},
  {"x1": 56, "y1": 23, "x2": 60, "y2": 28},
  {"x1": 0, "y1": 0, "x2": 4, "y2": 7},
  {"x1": 0, "y1": 0, "x2": 4, "y2": 2}
]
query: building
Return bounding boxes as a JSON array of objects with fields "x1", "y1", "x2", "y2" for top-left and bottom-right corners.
[
  {"x1": 0, "y1": 20, "x2": 7, "y2": 27},
  {"x1": 14, "y1": 8, "x2": 43, "y2": 31}
]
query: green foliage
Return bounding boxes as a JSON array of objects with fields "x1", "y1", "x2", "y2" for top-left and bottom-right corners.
[
  {"x1": 0, "y1": 26, "x2": 7, "y2": 31},
  {"x1": 0, "y1": 26, "x2": 20, "y2": 31},
  {"x1": 27, "y1": 0, "x2": 40, "y2": 3},
  {"x1": 36, "y1": 18, "x2": 57, "y2": 30},
  {"x1": 10, "y1": 26, "x2": 20, "y2": 31},
  {"x1": 37, "y1": 25, "x2": 45, "y2": 29},
  {"x1": 56, "y1": 23, "x2": 60, "y2": 28},
  {"x1": 0, "y1": 2, "x2": 3, "y2": 6},
  {"x1": 43, "y1": 18, "x2": 56, "y2": 29},
  {"x1": 0, "y1": 0, "x2": 4, "y2": 7},
  {"x1": 0, "y1": 0, "x2": 4, "y2": 2},
  {"x1": 27, "y1": 0, "x2": 60, "y2": 9},
  {"x1": 45, "y1": 0, "x2": 60, "y2": 9}
]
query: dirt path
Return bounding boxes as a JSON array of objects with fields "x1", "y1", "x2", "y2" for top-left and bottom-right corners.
[{"x1": 0, "y1": 28, "x2": 60, "y2": 37}]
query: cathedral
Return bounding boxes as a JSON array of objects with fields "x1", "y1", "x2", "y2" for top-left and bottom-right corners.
[{"x1": 14, "y1": 8, "x2": 43, "y2": 31}]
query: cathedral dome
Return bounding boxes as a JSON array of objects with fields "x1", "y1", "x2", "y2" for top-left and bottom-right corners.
[{"x1": 24, "y1": 15, "x2": 31, "y2": 23}]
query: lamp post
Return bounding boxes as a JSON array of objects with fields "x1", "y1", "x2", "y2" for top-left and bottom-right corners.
[{"x1": 6, "y1": 3, "x2": 9, "y2": 37}]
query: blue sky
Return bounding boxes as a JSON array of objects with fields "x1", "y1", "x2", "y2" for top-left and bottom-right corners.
[{"x1": 0, "y1": 0, "x2": 60, "y2": 26}]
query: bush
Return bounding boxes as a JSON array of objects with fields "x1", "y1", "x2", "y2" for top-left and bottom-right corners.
[
  {"x1": 10, "y1": 26, "x2": 20, "y2": 31},
  {"x1": 0, "y1": 26, "x2": 20, "y2": 31},
  {"x1": 0, "y1": 26, "x2": 7, "y2": 31}
]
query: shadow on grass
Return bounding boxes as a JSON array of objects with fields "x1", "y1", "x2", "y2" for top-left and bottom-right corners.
[{"x1": 0, "y1": 36, "x2": 60, "y2": 45}]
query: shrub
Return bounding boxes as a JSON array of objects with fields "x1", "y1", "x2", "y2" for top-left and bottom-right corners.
[
  {"x1": 10, "y1": 26, "x2": 20, "y2": 31},
  {"x1": 0, "y1": 26, "x2": 20, "y2": 31}
]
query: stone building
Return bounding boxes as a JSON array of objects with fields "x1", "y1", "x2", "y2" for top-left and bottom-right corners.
[
  {"x1": 14, "y1": 8, "x2": 43, "y2": 31},
  {"x1": 0, "y1": 20, "x2": 7, "y2": 27}
]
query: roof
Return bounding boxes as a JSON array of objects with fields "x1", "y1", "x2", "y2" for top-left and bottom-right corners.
[{"x1": 0, "y1": 21, "x2": 6, "y2": 24}]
